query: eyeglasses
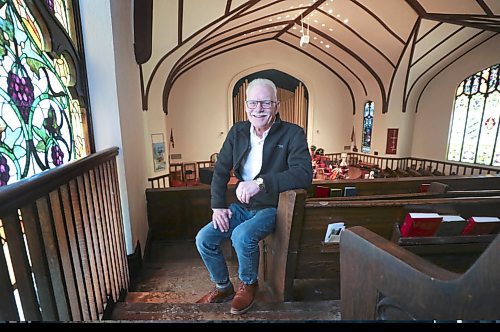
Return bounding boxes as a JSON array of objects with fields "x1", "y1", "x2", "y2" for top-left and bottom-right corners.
[{"x1": 245, "y1": 100, "x2": 277, "y2": 109}]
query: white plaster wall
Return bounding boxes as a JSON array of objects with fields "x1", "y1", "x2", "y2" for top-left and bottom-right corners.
[
  {"x1": 80, "y1": 0, "x2": 148, "y2": 255},
  {"x1": 412, "y1": 35, "x2": 500, "y2": 160},
  {"x1": 164, "y1": 41, "x2": 353, "y2": 163}
]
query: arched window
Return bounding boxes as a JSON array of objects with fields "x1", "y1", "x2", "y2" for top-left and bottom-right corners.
[
  {"x1": 361, "y1": 101, "x2": 374, "y2": 153},
  {"x1": 0, "y1": 0, "x2": 91, "y2": 187},
  {"x1": 447, "y1": 64, "x2": 500, "y2": 166}
]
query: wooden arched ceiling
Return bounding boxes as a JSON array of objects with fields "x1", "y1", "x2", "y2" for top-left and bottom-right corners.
[{"x1": 142, "y1": 0, "x2": 500, "y2": 114}]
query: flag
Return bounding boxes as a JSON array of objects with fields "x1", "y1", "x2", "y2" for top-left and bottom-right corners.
[
  {"x1": 350, "y1": 126, "x2": 355, "y2": 143},
  {"x1": 170, "y1": 129, "x2": 175, "y2": 149}
]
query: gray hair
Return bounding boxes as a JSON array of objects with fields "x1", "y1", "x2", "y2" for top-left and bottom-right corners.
[{"x1": 246, "y1": 78, "x2": 278, "y2": 101}]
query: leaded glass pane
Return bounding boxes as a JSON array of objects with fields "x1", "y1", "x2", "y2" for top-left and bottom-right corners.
[
  {"x1": 461, "y1": 94, "x2": 485, "y2": 163},
  {"x1": 489, "y1": 65, "x2": 498, "y2": 92},
  {"x1": 476, "y1": 91, "x2": 499, "y2": 165},
  {"x1": 447, "y1": 95, "x2": 468, "y2": 161},
  {"x1": 45, "y1": 0, "x2": 75, "y2": 43},
  {"x1": 361, "y1": 101, "x2": 374, "y2": 154},
  {"x1": 12, "y1": 0, "x2": 45, "y2": 51},
  {"x1": 0, "y1": 0, "x2": 85, "y2": 187},
  {"x1": 493, "y1": 132, "x2": 500, "y2": 166},
  {"x1": 448, "y1": 63, "x2": 500, "y2": 166}
]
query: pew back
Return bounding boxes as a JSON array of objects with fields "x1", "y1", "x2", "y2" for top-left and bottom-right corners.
[
  {"x1": 260, "y1": 193, "x2": 500, "y2": 302},
  {"x1": 309, "y1": 174, "x2": 500, "y2": 197},
  {"x1": 340, "y1": 226, "x2": 499, "y2": 320}
]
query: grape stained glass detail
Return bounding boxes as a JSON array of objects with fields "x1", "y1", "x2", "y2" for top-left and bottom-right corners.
[
  {"x1": 0, "y1": 1, "x2": 78, "y2": 186},
  {"x1": 361, "y1": 101, "x2": 374, "y2": 154},
  {"x1": 447, "y1": 63, "x2": 500, "y2": 166}
]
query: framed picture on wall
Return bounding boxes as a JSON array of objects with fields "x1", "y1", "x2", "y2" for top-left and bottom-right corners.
[
  {"x1": 151, "y1": 133, "x2": 166, "y2": 172},
  {"x1": 386, "y1": 128, "x2": 399, "y2": 155}
]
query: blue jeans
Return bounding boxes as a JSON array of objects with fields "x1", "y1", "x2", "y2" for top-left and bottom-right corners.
[{"x1": 195, "y1": 203, "x2": 277, "y2": 285}]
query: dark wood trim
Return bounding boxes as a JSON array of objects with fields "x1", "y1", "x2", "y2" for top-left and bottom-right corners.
[
  {"x1": 71, "y1": 0, "x2": 96, "y2": 153},
  {"x1": 0, "y1": 147, "x2": 119, "y2": 216},
  {"x1": 278, "y1": 38, "x2": 357, "y2": 115},
  {"x1": 411, "y1": 26, "x2": 466, "y2": 67},
  {"x1": 415, "y1": 32, "x2": 498, "y2": 112},
  {"x1": 3, "y1": 214, "x2": 42, "y2": 320},
  {"x1": 225, "y1": 0, "x2": 232, "y2": 15},
  {"x1": 402, "y1": 19, "x2": 421, "y2": 113},
  {"x1": 139, "y1": 64, "x2": 147, "y2": 111},
  {"x1": 21, "y1": 203, "x2": 59, "y2": 320},
  {"x1": 286, "y1": 32, "x2": 367, "y2": 96},
  {"x1": 405, "y1": 0, "x2": 426, "y2": 16},
  {"x1": 133, "y1": 0, "x2": 153, "y2": 64},
  {"x1": 424, "y1": 14, "x2": 500, "y2": 33},
  {"x1": 177, "y1": 27, "x2": 355, "y2": 92},
  {"x1": 351, "y1": 0, "x2": 405, "y2": 44},
  {"x1": 127, "y1": 241, "x2": 143, "y2": 289},
  {"x1": 0, "y1": 235, "x2": 20, "y2": 320},
  {"x1": 387, "y1": 19, "x2": 419, "y2": 114},
  {"x1": 308, "y1": 25, "x2": 387, "y2": 113},
  {"x1": 146, "y1": 1, "x2": 256, "y2": 110},
  {"x1": 316, "y1": 8, "x2": 396, "y2": 68},
  {"x1": 274, "y1": 0, "x2": 326, "y2": 39},
  {"x1": 408, "y1": 30, "x2": 487, "y2": 111},
  {"x1": 476, "y1": 0, "x2": 494, "y2": 16},
  {"x1": 178, "y1": 0, "x2": 183, "y2": 45},
  {"x1": 416, "y1": 21, "x2": 442, "y2": 43}
]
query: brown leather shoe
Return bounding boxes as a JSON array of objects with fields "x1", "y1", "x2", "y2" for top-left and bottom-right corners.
[
  {"x1": 230, "y1": 281, "x2": 258, "y2": 315},
  {"x1": 196, "y1": 284, "x2": 235, "y2": 304}
]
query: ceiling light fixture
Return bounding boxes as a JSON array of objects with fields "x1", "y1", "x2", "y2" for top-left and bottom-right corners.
[{"x1": 299, "y1": 14, "x2": 310, "y2": 47}]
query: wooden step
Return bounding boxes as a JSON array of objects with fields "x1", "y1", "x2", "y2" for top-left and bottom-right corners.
[{"x1": 109, "y1": 300, "x2": 341, "y2": 321}]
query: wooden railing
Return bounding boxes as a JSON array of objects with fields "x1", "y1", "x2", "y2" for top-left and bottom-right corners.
[
  {"x1": 0, "y1": 147, "x2": 129, "y2": 321},
  {"x1": 148, "y1": 173, "x2": 170, "y2": 188},
  {"x1": 345, "y1": 153, "x2": 500, "y2": 176},
  {"x1": 147, "y1": 153, "x2": 500, "y2": 189}
]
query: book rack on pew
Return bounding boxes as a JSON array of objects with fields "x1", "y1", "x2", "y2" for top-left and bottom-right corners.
[{"x1": 391, "y1": 222, "x2": 497, "y2": 273}]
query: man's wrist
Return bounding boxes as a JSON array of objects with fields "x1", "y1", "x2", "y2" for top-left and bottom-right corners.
[{"x1": 254, "y1": 177, "x2": 265, "y2": 191}]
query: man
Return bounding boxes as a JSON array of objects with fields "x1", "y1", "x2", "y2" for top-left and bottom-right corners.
[{"x1": 195, "y1": 78, "x2": 313, "y2": 314}]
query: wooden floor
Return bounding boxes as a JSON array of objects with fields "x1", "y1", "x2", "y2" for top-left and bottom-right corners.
[{"x1": 109, "y1": 240, "x2": 341, "y2": 321}]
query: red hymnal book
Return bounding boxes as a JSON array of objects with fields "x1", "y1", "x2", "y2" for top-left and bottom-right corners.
[
  {"x1": 419, "y1": 183, "x2": 430, "y2": 192},
  {"x1": 315, "y1": 186, "x2": 330, "y2": 198},
  {"x1": 400, "y1": 213, "x2": 442, "y2": 237},
  {"x1": 461, "y1": 216, "x2": 500, "y2": 236}
]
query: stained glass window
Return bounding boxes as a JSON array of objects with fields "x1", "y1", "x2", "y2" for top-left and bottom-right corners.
[
  {"x1": 361, "y1": 101, "x2": 374, "y2": 153},
  {"x1": 0, "y1": 0, "x2": 91, "y2": 187},
  {"x1": 447, "y1": 64, "x2": 500, "y2": 166},
  {"x1": 44, "y1": 0, "x2": 76, "y2": 43}
]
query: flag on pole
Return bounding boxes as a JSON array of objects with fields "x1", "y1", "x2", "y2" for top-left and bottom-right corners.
[
  {"x1": 170, "y1": 128, "x2": 175, "y2": 149},
  {"x1": 350, "y1": 126, "x2": 355, "y2": 143}
]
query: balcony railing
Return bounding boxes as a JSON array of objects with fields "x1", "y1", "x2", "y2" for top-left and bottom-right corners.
[{"x1": 0, "y1": 147, "x2": 129, "y2": 321}]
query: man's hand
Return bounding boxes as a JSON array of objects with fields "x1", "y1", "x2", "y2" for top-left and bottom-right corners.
[
  {"x1": 235, "y1": 180, "x2": 260, "y2": 204},
  {"x1": 212, "y1": 208, "x2": 232, "y2": 232}
]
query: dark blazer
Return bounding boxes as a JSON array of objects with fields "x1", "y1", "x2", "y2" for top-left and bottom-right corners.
[{"x1": 211, "y1": 114, "x2": 313, "y2": 210}]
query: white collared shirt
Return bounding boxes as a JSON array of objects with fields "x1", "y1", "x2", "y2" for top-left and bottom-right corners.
[{"x1": 241, "y1": 125, "x2": 270, "y2": 181}]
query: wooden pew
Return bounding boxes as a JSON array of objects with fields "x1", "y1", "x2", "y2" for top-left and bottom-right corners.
[
  {"x1": 146, "y1": 185, "x2": 236, "y2": 241},
  {"x1": 259, "y1": 191, "x2": 500, "y2": 302},
  {"x1": 309, "y1": 181, "x2": 449, "y2": 201},
  {"x1": 309, "y1": 174, "x2": 500, "y2": 198},
  {"x1": 145, "y1": 176, "x2": 500, "y2": 241},
  {"x1": 309, "y1": 185, "x2": 500, "y2": 202},
  {"x1": 340, "y1": 226, "x2": 499, "y2": 320},
  {"x1": 391, "y1": 223, "x2": 496, "y2": 273}
]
